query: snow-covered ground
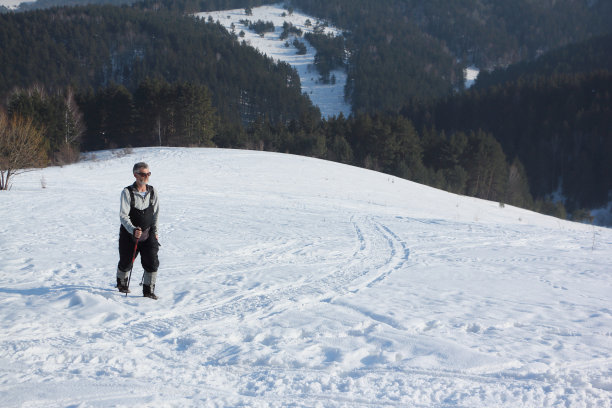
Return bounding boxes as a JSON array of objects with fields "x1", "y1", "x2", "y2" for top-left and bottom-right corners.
[
  {"x1": 464, "y1": 65, "x2": 480, "y2": 88},
  {"x1": 1, "y1": 147, "x2": 611, "y2": 407},
  {"x1": 197, "y1": 4, "x2": 351, "y2": 119}
]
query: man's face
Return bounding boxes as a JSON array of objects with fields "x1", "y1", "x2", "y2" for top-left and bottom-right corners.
[{"x1": 134, "y1": 168, "x2": 151, "y2": 184}]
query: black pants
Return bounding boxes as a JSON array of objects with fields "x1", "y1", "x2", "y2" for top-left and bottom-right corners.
[{"x1": 118, "y1": 227, "x2": 160, "y2": 273}]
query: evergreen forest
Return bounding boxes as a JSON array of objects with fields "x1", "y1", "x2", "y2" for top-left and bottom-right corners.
[{"x1": 1, "y1": 0, "x2": 611, "y2": 223}]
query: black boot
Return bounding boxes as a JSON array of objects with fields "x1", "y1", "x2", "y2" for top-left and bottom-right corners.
[
  {"x1": 143, "y1": 284, "x2": 158, "y2": 300},
  {"x1": 117, "y1": 277, "x2": 130, "y2": 293}
]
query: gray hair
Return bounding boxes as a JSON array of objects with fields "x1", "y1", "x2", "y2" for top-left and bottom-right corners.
[{"x1": 133, "y1": 162, "x2": 149, "y2": 173}]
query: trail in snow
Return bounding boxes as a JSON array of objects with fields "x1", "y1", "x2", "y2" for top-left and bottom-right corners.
[{"x1": 0, "y1": 147, "x2": 611, "y2": 407}]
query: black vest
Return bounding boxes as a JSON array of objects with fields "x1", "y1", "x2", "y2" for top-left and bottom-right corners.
[{"x1": 126, "y1": 184, "x2": 155, "y2": 230}]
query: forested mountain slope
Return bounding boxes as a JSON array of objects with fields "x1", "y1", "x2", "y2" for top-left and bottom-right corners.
[
  {"x1": 474, "y1": 33, "x2": 612, "y2": 89},
  {"x1": 0, "y1": 5, "x2": 317, "y2": 125},
  {"x1": 288, "y1": 0, "x2": 612, "y2": 113},
  {"x1": 402, "y1": 34, "x2": 612, "y2": 212}
]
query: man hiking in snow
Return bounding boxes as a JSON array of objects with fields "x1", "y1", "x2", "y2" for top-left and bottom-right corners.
[{"x1": 116, "y1": 162, "x2": 160, "y2": 299}]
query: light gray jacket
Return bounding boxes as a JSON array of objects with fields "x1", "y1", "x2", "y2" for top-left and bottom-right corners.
[{"x1": 119, "y1": 184, "x2": 159, "y2": 236}]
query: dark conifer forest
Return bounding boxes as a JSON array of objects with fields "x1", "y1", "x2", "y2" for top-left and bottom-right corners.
[{"x1": 1, "y1": 0, "x2": 611, "y2": 223}]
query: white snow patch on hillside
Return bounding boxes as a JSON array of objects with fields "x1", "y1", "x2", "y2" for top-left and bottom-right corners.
[
  {"x1": 0, "y1": 0, "x2": 30, "y2": 8},
  {"x1": 197, "y1": 4, "x2": 351, "y2": 119},
  {"x1": 465, "y1": 65, "x2": 480, "y2": 88},
  {"x1": 1, "y1": 147, "x2": 611, "y2": 407}
]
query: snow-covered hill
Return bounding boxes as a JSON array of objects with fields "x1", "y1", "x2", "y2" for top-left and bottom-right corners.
[
  {"x1": 1, "y1": 147, "x2": 611, "y2": 407},
  {"x1": 197, "y1": 4, "x2": 351, "y2": 119}
]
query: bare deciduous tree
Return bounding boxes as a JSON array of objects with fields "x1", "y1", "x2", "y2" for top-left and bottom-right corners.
[
  {"x1": 0, "y1": 112, "x2": 47, "y2": 190},
  {"x1": 54, "y1": 88, "x2": 85, "y2": 165}
]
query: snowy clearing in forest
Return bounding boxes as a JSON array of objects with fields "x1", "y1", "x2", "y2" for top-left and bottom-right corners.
[
  {"x1": 197, "y1": 4, "x2": 351, "y2": 119},
  {"x1": 1, "y1": 147, "x2": 611, "y2": 407}
]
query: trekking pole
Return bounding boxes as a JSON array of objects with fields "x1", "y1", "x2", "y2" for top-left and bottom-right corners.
[{"x1": 125, "y1": 239, "x2": 139, "y2": 297}]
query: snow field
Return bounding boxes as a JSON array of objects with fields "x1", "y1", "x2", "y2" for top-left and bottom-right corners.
[
  {"x1": 464, "y1": 66, "x2": 480, "y2": 88},
  {"x1": 0, "y1": 147, "x2": 611, "y2": 407}
]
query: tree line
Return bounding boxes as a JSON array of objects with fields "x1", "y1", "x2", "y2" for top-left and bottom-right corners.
[
  {"x1": 7, "y1": 80, "x2": 589, "y2": 224},
  {"x1": 230, "y1": 112, "x2": 537, "y2": 213},
  {"x1": 403, "y1": 70, "x2": 612, "y2": 216},
  {"x1": 77, "y1": 79, "x2": 218, "y2": 150},
  {"x1": 4, "y1": 76, "x2": 536, "y2": 214},
  {"x1": 474, "y1": 33, "x2": 612, "y2": 90},
  {"x1": 7, "y1": 87, "x2": 84, "y2": 164}
]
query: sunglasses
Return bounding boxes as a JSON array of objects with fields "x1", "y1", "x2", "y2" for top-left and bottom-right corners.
[{"x1": 136, "y1": 172, "x2": 151, "y2": 177}]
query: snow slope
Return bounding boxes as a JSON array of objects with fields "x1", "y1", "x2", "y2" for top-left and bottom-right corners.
[
  {"x1": 197, "y1": 4, "x2": 351, "y2": 119},
  {"x1": 1, "y1": 147, "x2": 611, "y2": 407},
  {"x1": 464, "y1": 66, "x2": 480, "y2": 88},
  {"x1": 0, "y1": 0, "x2": 26, "y2": 8}
]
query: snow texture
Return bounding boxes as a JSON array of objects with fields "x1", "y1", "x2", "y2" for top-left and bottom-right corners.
[
  {"x1": 464, "y1": 66, "x2": 480, "y2": 89},
  {"x1": 1, "y1": 147, "x2": 611, "y2": 407},
  {"x1": 196, "y1": 4, "x2": 352, "y2": 119}
]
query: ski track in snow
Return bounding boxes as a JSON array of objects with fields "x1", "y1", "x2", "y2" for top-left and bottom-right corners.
[{"x1": 1, "y1": 147, "x2": 611, "y2": 407}]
